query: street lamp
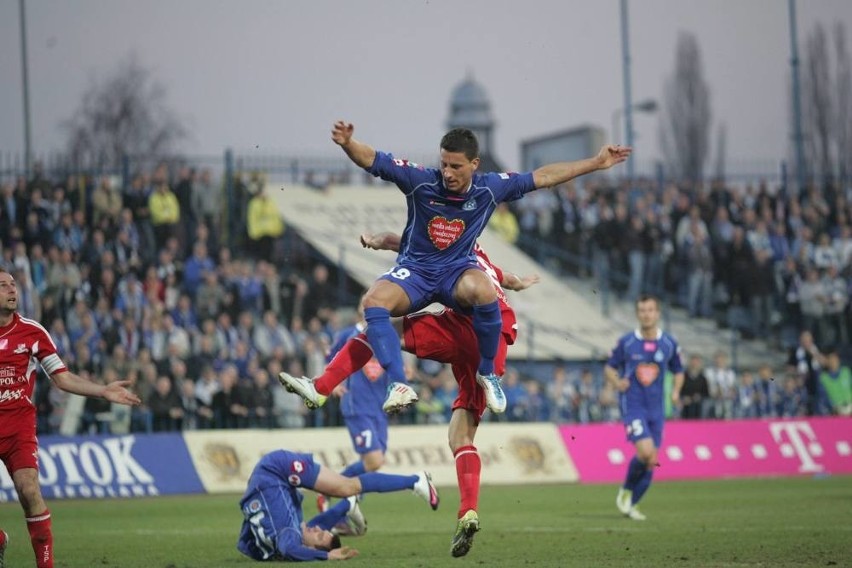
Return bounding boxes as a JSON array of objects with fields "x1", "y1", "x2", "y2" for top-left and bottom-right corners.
[{"x1": 611, "y1": 98, "x2": 658, "y2": 146}]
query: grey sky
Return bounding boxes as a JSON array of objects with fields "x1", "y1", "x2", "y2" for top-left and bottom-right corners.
[{"x1": 1, "y1": 0, "x2": 851, "y2": 177}]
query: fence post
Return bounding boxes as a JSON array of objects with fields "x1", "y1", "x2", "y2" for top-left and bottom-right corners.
[
  {"x1": 121, "y1": 154, "x2": 130, "y2": 190},
  {"x1": 224, "y1": 148, "x2": 235, "y2": 244}
]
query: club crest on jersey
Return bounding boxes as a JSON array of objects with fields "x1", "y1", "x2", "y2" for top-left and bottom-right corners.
[
  {"x1": 363, "y1": 358, "x2": 383, "y2": 382},
  {"x1": 462, "y1": 200, "x2": 476, "y2": 211},
  {"x1": 392, "y1": 158, "x2": 422, "y2": 170},
  {"x1": 654, "y1": 350, "x2": 664, "y2": 363},
  {"x1": 427, "y1": 216, "x2": 465, "y2": 250},
  {"x1": 635, "y1": 363, "x2": 660, "y2": 386}
]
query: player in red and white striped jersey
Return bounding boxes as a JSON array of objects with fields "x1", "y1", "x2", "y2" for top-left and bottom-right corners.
[{"x1": 0, "y1": 268, "x2": 141, "y2": 568}]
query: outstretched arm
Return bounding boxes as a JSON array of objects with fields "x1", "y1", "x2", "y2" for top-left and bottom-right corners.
[
  {"x1": 532, "y1": 145, "x2": 632, "y2": 189},
  {"x1": 360, "y1": 232, "x2": 401, "y2": 252},
  {"x1": 332, "y1": 121, "x2": 377, "y2": 169},
  {"x1": 501, "y1": 272, "x2": 540, "y2": 291},
  {"x1": 51, "y1": 371, "x2": 142, "y2": 406}
]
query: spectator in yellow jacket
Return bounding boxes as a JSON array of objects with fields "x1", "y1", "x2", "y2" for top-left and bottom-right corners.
[
  {"x1": 149, "y1": 178, "x2": 180, "y2": 252},
  {"x1": 488, "y1": 202, "x2": 520, "y2": 244},
  {"x1": 247, "y1": 187, "x2": 285, "y2": 260}
]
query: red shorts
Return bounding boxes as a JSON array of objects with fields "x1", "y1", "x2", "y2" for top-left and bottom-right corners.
[
  {"x1": 403, "y1": 309, "x2": 508, "y2": 421},
  {"x1": 0, "y1": 415, "x2": 39, "y2": 473}
]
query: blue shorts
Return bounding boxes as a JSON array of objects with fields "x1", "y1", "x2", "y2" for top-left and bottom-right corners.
[
  {"x1": 253, "y1": 450, "x2": 321, "y2": 491},
  {"x1": 623, "y1": 413, "x2": 664, "y2": 448},
  {"x1": 378, "y1": 259, "x2": 481, "y2": 313},
  {"x1": 344, "y1": 413, "x2": 389, "y2": 455}
]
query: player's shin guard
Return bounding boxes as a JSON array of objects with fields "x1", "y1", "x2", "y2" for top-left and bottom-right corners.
[
  {"x1": 359, "y1": 472, "x2": 419, "y2": 493},
  {"x1": 315, "y1": 333, "x2": 373, "y2": 395},
  {"x1": 471, "y1": 301, "x2": 501, "y2": 376},
  {"x1": 26, "y1": 510, "x2": 53, "y2": 568},
  {"x1": 454, "y1": 445, "x2": 481, "y2": 517},
  {"x1": 623, "y1": 456, "x2": 646, "y2": 491},
  {"x1": 632, "y1": 469, "x2": 654, "y2": 505},
  {"x1": 364, "y1": 307, "x2": 407, "y2": 382}
]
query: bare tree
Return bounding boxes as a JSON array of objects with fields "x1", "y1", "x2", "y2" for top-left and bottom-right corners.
[
  {"x1": 659, "y1": 32, "x2": 712, "y2": 187},
  {"x1": 802, "y1": 23, "x2": 833, "y2": 182},
  {"x1": 63, "y1": 55, "x2": 187, "y2": 169}
]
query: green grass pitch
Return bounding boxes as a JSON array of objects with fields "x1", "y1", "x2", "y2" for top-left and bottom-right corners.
[{"x1": 1, "y1": 476, "x2": 849, "y2": 567}]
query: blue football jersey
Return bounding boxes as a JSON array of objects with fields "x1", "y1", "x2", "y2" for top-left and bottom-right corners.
[
  {"x1": 606, "y1": 329, "x2": 684, "y2": 417},
  {"x1": 330, "y1": 324, "x2": 389, "y2": 419},
  {"x1": 238, "y1": 450, "x2": 325, "y2": 562},
  {"x1": 366, "y1": 151, "x2": 536, "y2": 267}
]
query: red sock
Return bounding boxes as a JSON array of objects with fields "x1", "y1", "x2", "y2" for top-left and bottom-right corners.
[
  {"x1": 454, "y1": 445, "x2": 481, "y2": 518},
  {"x1": 314, "y1": 333, "x2": 373, "y2": 395},
  {"x1": 27, "y1": 509, "x2": 53, "y2": 568}
]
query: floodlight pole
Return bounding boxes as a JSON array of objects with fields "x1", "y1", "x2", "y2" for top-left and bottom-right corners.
[
  {"x1": 787, "y1": 0, "x2": 807, "y2": 192},
  {"x1": 620, "y1": 0, "x2": 635, "y2": 186},
  {"x1": 19, "y1": 0, "x2": 32, "y2": 177}
]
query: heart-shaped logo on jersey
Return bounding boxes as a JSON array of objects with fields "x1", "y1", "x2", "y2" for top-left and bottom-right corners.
[
  {"x1": 635, "y1": 363, "x2": 660, "y2": 386},
  {"x1": 427, "y1": 217, "x2": 465, "y2": 250},
  {"x1": 429, "y1": 217, "x2": 464, "y2": 250}
]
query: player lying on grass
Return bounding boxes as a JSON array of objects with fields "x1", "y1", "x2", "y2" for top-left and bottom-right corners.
[
  {"x1": 237, "y1": 449, "x2": 439, "y2": 562},
  {"x1": 280, "y1": 233, "x2": 538, "y2": 557}
]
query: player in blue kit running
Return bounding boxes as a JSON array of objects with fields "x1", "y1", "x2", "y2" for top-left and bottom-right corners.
[
  {"x1": 313, "y1": 319, "x2": 393, "y2": 523},
  {"x1": 328, "y1": 120, "x2": 630, "y2": 414},
  {"x1": 604, "y1": 295, "x2": 684, "y2": 521},
  {"x1": 237, "y1": 450, "x2": 439, "y2": 562},
  {"x1": 332, "y1": 318, "x2": 392, "y2": 479}
]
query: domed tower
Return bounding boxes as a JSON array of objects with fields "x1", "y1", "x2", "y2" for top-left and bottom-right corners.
[{"x1": 446, "y1": 73, "x2": 503, "y2": 172}]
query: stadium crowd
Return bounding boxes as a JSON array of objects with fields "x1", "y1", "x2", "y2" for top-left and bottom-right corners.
[
  {"x1": 1, "y1": 164, "x2": 850, "y2": 437},
  {"x1": 503, "y1": 177, "x2": 852, "y2": 346}
]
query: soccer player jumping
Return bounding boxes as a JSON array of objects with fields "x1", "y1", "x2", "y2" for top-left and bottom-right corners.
[
  {"x1": 0, "y1": 268, "x2": 141, "y2": 568},
  {"x1": 604, "y1": 295, "x2": 684, "y2": 521},
  {"x1": 319, "y1": 120, "x2": 630, "y2": 414},
  {"x1": 282, "y1": 232, "x2": 538, "y2": 557}
]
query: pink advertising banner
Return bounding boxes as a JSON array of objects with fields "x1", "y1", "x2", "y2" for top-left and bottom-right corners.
[{"x1": 560, "y1": 417, "x2": 852, "y2": 483}]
